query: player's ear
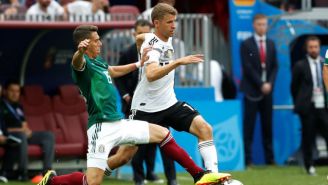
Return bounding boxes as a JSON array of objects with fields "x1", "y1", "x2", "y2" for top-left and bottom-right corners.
[{"x1": 153, "y1": 20, "x2": 159, "y2": 28}]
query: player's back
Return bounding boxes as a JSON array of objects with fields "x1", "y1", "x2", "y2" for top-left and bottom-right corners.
[{"x1": 131, "y1": 33, "x2": 177, "y2": 113}]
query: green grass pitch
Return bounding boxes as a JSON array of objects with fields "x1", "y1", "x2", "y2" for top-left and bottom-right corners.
[{"x1": 7, "y1": 166, "x2": 328, "y2": 185}]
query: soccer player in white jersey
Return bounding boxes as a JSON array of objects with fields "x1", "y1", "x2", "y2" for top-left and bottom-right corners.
[
  {"x1": 38, "y1": 25, "x2": 231, "y2": 185},
  {"x1": 130, "y1": 3, "x2": 224, "y2": 174}
]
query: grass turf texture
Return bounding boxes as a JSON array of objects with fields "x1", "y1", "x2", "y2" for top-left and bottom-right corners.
[{"x1": 7, "y1": 166, "x2": 328, "y2": 185}]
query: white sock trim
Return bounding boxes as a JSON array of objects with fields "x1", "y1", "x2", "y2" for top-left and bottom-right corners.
[{"x1": 198, "y1": 140, "x2": 219, "y2": 172}]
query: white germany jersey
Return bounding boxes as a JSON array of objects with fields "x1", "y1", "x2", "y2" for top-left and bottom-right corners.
[{"x1": 131, "y1": 33, "x2": 178, "y2": 112}]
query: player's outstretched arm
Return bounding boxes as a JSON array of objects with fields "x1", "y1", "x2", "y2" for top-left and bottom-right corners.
[
  {"x1": 109, "y1": 47, "x2": 151, "y2": 78},
  {"x1": 146, "y1": 54, "x2": 204, "y2": 82},
  {"x1": 72, "y1": 39, "x2": 89, "y2": 70}
]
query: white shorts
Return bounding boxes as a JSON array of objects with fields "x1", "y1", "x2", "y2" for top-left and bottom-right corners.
[{"x1": 86, "y1": 119, "x2": 150, "y2": 170}]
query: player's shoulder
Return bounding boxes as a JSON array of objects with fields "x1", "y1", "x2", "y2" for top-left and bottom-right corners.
[{"x1": 143, "y1": 33, "x2": 160, "y2": 46}]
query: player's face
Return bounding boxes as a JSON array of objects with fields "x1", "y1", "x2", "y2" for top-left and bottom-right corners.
[
  {"x1": 134, "y1": 25, "x2": 151, "y2": 38},
  {"x1": 253, "y1": 18, "x2": 268, "y2": 36},
  {"x1": 157, "y1": 14, "x2": 176, "y2": 39},
  {"x1": 307, "y1": 40, "x2": 320, "y2": 59},
  {"x1": 6, "y1": 84, "x2": 21, "y2": 103},
  {"x1": 86, "y1": 32, "x2": 102, "y2": 58}
]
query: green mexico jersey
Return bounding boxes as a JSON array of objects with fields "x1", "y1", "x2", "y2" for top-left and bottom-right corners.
[{"x1": 72, "y1": 54, "x2": 122, "y2": 128}]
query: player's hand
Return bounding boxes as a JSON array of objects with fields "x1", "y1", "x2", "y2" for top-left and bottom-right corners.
[
  {"x1": 178, "y1": 54, "x2": 204, "y2": 65},
  {"x1": 261, "y1": 83, "x2": 272, "y2": 95},
  {"x1": 123, "y1": 95, "x2": 132, "y2": 103},
  {"x1": 25, "y1": 128, "x2": 33, "y2": 138},
  {"x1": 140, "y1": 46, "x2": 152, "y2": 67},
  {"x1": 78, "y1": 39, "x2": 90, "y2": 54}
]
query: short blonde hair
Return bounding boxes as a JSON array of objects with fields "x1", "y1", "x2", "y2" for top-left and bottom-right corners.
[{"x1": 151, "y1": 3, "x2": 177, "y2": 23}]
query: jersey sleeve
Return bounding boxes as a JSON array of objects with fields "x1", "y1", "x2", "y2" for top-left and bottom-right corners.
[
  {"x1": 141, "y1": 34, "x2": 162, "y2": 65},
  {"x1": 145, "y1": 49, "x2": 161, "y2": 65}
]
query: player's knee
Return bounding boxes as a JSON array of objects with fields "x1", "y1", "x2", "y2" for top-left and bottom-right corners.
[
  {"x1": 159, "y1": 126, "x2": 169, "y2": 139},
  {"x1": 195, "y1": 121, "x2": 213, "y2": 139}
]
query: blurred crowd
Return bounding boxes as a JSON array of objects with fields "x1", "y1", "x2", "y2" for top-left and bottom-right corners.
[
  {"x1": 265, "y1": 0, "x2": 328, "y2": 12},
  {"x1": 0, "y1": 0, "x2": 110, "y2": 21}
]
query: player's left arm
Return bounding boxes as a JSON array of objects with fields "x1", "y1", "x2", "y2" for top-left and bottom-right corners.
[{"x1": 108, "y1": 47, "x2": 150, "y2": 78}]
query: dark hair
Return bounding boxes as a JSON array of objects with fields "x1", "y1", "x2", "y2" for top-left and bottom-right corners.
[
  {"x1": 252, "y1": 14, "x2": 267, "y2": 22},
  {"x1": 3, "y1": 79, "x2": 20, "y2": 90},
  {"x1": 73, "y1": 25, "x2": 98, "y2": 47},
  {"x1": 305, "y1": 35, "x2": 321, "y2": 47},
  {"x1": 134, "y1": 19, "x2": 152, "y2": 30},
  {"x1": 151, "y1": 3, "x2": 177, "y2": 23}
]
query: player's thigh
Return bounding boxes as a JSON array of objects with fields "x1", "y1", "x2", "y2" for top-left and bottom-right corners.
[
  {"x1": 165, "y1": 101, "x2": 200, "y2": 132},
  {"x1": 86, "y1": 167, "x2": 104, "y2": 185},
  {"x1": 130, "y1": 109, "x2": 166, "y2": 127},
  {"x1": 87, "y1": 123, "x2": 117, "y2": 170},
  {"x1": 118, "y1": 119, "x2": 151, "y2": 145},
  {"x1": 148, "y1": 123, "x2": 169, "y2": 143},
  {"x1": 189, "y1": 115, "x2": 213, "y2": 139}
]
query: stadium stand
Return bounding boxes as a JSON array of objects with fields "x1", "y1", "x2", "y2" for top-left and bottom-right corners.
[
  {"x1": 52, "y1": 84, "x2": 87, "y2": 157},
  {"x1": 109, "y1": 5, "x2": 140, "y2": 20},
  {"x1": 20, "y1": 85, "x2": 87, "y2": 159},
  {"x1": 21, "y1": 85, "x2": 54, "y2": 157}
]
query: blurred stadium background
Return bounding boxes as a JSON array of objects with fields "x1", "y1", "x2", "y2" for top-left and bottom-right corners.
[{"x1": 0, "y1": 0, "x2": 328, "y2": 184}]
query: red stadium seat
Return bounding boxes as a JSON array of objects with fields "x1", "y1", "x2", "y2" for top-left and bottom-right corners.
[
  {"x1": 109, "y1": 5, "x2": 140, "y2": 20},
  {"x1": 21, "y1": 85, "x2": 57, "y2": 132},
  {"x1": 21, "y1": 85, "x2": 56, "y2": 157},
  {"x1": 52, "y1": 85, "x2": 88, "y2": 157}
]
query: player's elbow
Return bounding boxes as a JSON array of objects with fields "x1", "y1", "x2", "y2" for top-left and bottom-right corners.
[{"x1": 146, "y1": 72, "x2": 157, "y2": 82}]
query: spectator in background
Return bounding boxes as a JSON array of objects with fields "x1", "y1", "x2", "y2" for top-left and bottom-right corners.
[
  {"x1": 0, "y1": 80, "x2": 55, "y2": 181},
  {"x1": 240, "y1": 14, "x2": 278, "y2": 166},
  {"x1": 64, "y1": 0, "x2": 109, "y2": 22},
  {"x1": 115, "y1": 19, "x2": 177, "y2": 185},
  {"x1": 25, "y1": 0, "x2": 64, "y2": 21},
  {"x1": 0, "y1": 0, "x2": 27, "y2": 19},
  {"x1": 0, "y1": 85, "x2": 9, "y2": 183},
  {"x1": 195, "y1": 60, "x2": 224, "y2": 102},
  {"x1": 138, "y1": 0, "x2": 175, "y2": 21},
  {"x1": 291, "y1": 36, "x2": 328, "y2": 176},
  {"x1": 0, "y1": 112, "x2": 9, "y2": 183}
]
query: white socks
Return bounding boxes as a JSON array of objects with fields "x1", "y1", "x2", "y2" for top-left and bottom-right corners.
[
  {"x1": 198, "y1": 140, "x2": 218, "y2": 172},
  {"x1": 104, "y1": 166, "x2": 112, "y2": 176}
]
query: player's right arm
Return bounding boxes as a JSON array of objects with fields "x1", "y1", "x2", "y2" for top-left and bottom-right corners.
[
  {"x1": 136, "y1": 33, "x2": 146, "y2": 53},
  {"x1": 72, "y1": 39, "x2": 89, "y2": 70},
  {"x1": 145, "y1": 54, "x2": 204, "y2": 82}
]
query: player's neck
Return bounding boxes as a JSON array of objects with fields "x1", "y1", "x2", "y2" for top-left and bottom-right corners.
[
  {"x1": 154, "y1": 31, "x2": 169, "y2": 42},
  {"x1": 85, "y1": 52, "x2": 97, "y2": 59}
]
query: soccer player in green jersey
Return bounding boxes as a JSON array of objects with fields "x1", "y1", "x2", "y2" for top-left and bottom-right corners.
[{"x1": 38, "y1": 25, "x2": 231, "y2": 185}]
